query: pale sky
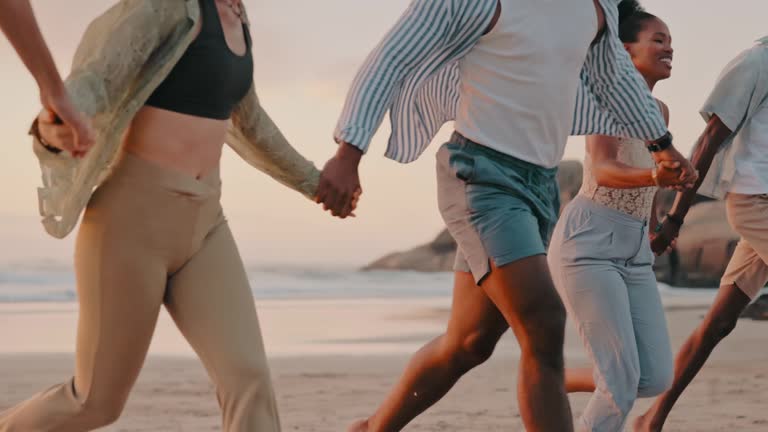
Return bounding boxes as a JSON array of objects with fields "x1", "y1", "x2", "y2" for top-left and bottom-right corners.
[{"x1": 0, "y1": 0, "x2": 765, "y2": 268}]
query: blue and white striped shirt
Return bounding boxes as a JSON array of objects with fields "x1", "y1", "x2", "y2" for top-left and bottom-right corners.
[{"x1": 334, "y1": 0, "x2": 668, "y2": 164}]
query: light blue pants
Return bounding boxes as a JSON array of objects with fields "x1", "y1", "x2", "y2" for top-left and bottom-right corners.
[{"x1": 548, "y1": 196, "x2": 673, "y2": 432}]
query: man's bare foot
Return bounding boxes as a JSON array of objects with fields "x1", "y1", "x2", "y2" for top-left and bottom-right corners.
[
  {"x1": 347, "y1": 419, "x2": 370, "y2": 432},
  {"x1": 632, "y1": 413, "x2": 661, "y2": 432}
]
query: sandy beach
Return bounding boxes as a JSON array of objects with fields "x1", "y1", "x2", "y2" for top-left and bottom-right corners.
[{"x1": 1, "y1": 296, "x2": 767, "y2": 431}]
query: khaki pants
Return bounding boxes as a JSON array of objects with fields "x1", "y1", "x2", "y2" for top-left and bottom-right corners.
[
  {"x1": 721, "y1": 193, "x2": 768, "y2": 300},
  {"x1": 0, "y1": 154, "x2": 280, "y2": 431}
]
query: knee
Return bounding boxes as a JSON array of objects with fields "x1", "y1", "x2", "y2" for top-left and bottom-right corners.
[
  {"x1": 599, "y1": 371, "x2": 641, "y2": 417},
  {"x1": 703, "y1": 314, "x2": 738, "y2": 343},
  {"x1": 77, "y1": 395, "x2": 127, "y2": 428},
  {"x1": 613, "y1": 392, "x2": 639, "y2": 418},
  {"x1": 517, "y1": 300, "x2": 567, "y2": 365},
  {"x1": 637, "y1": 365, "x2": 673, "y2": 398},
  {"x1": 444, "y1": 330, "x2": 501, "y2": 370},
  {"x1": 218, "y1": 360, "x2": 274, "y2": 404}
]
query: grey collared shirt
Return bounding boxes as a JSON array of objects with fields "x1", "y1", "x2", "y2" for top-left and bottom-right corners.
[{"x1": 699, "y1": 37, "x2": 768, "y2": 199}]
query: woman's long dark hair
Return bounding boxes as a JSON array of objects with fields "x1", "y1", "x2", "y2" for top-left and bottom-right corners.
[{"x1": 618, "y1": 0, "x2": 658, "y2": 43}]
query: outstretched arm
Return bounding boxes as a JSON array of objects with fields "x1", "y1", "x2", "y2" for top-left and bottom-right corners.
[
  {"x1": 587, "y1": 135, "x2": 684, "y2": 189},
  {"x1": 651, "y1": 116, "x2": 733, "y2": 254},
  {"x1": 652, "y1": 45, "x2": 762, "y2": 254},
  {"x1": 1, "y1": 0, "x2": 93, "y2": 155},
  {"x1": 227, "y1": 86, "x2": 321, "y2": 201},
  {"x1": 324, "y1": 0, "x2": 497, "y2": 218}
]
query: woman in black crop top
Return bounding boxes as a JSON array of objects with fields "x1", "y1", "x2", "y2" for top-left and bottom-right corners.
[{"x1": 2, "y1": 1, "x2": 343, "y2": 430}]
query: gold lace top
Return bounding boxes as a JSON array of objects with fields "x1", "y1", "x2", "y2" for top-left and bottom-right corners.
[{"x1": 579, "y1": 136, "x2": 658, "y2": 221}]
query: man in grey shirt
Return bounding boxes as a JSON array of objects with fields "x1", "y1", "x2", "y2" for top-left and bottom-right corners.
[{"x1": 637, "y1": 36, "x2": 768, "y2": 431}]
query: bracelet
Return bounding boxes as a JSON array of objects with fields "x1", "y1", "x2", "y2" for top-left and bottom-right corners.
[
  {"x1": 39, "y1": 136, "x2": 63, "y2": 154},
  {"x1": 29, "y1": 118, "x2": 62, "y2": 154},
  {"x1": 647, "y1": 131, "x2": 673, "y2": 153},
  {"x1": 666, "y1": 213, "x2": 684, "y2": 227},
  {"x1": 651, "y1": 167, "x2": 659, "y2": 186}
]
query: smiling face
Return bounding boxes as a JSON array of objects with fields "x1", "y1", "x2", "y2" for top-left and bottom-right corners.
[{"x1": 624, "y1": 17, "x2": 674, "y2": 83}]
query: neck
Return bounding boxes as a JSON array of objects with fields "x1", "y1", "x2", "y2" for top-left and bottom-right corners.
[{"x1": 645, "y1": 75, "x2": 658, "y2": 91}]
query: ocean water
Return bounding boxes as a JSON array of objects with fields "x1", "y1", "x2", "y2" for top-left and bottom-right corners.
[
  {"x1": 0, "y1": 261, "x2": 750, "y2": 357},
  {"x1": 0, "y1": 260, "x2": 729, "y2": 304},
  {"x1": 0, "y1": 262, "x2": 457, "y2": 303}
]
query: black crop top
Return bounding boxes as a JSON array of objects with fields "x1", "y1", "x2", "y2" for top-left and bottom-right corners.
[{"x1": 145, "y1": 0, "x2": 254, "y2": 120}]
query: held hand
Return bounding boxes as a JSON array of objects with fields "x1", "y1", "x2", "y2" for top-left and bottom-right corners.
[
  {"x1": 651, "y1": 146, "x2": 698, "y2": 190},
  {"x1": 36, "y1": 109, "x2": 82, "y2": 157},
  {"x1": 40, "y1": 88, "x2": 94, "y2": 158},
  {"x1": 653, "y1": 160, "x2": 683, "y2": 188},
  {"x1": 650, "y1": 232, "x2": 676, "y2": 256},
  {"x1": 316, "y1": 142, "x2": 363, "y2": 219},
  {"x1": 651, "y1": 219, "x2": 681, "y2": 256}
]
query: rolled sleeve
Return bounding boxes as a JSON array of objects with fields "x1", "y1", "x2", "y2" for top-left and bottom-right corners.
[{"x1": 700, "y1": 48, "x2": 761, "y2": 131}]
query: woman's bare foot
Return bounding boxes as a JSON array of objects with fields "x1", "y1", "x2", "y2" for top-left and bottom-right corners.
[
  {"x1": 347, "y1": 419, "x2": 370, "y2": 432},
  {"x1": 632, "y1": 413, "x2": 661, "y2": 432}
]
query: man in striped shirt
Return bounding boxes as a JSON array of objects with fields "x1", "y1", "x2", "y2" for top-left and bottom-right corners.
[{"x1": 317, "y1": 1, "x2": 696, "y2": 431}]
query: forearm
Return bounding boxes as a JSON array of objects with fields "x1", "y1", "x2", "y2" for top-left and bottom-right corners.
[
  {"x1": 593, "y1": 160, "x2": 655, "y2": 189},
  {"x1": 669, "y1": 131, "x2": 727, "y2": 219},
  {"x1": 650, "y1": 191, "x2": 660, "y2": 229},
  {"x1": 335, "y1": 141, "x2": 363, "y2": 167},
  {"x1": 230, "y1": 97, "x2": 320, "y2": 198},
  {"x1": 0, "y1": 0, "x2": 64, "y2": 96}
]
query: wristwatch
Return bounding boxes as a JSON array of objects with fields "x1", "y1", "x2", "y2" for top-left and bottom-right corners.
[
  {"x1": 646, "y1": 131, "x2": 673, "y2": 153},
  {"x1": 666, "y1": 213, "x2": 685, "y2": 227}
]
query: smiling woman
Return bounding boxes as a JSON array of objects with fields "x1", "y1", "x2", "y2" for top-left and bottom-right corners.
[
  {"x1": 619, "y1": 1, "x2": 674, "y2": 86},
  {"x1": 547, "y1": 1, "x2": 685, "y2": 430}
]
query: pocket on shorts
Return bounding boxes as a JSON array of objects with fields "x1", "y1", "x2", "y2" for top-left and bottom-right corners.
[{"x1": 444, "y1": 143, "x2": 477, "y2": 183}]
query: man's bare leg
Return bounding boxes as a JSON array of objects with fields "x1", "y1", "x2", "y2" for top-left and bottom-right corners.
[
  {"x1": 633, "y1": 284, "x2": 750, "y2": 432},
  {"x1": 349, "y1": 272, "x2": 508, "y2": 432},
  {"x1": 480, "y1": 257, "x2": 573, "y2": 432}
]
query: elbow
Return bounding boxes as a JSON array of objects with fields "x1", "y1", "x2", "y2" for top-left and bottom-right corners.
[
  {"x1": 693, "y1": 136, "x2": 724, "y2": 165},
  {"x1": 700, "y1": 116, "x2": 734, "y2": 155},
  {"x1": 592, "y1": 167, "x2": 613, "y2": 188},
  {"x1": 595, "y1": 176, "x2": 612, "y2": 188}
]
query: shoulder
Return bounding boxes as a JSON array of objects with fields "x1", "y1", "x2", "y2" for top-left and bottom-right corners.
[
  {"x1": 724, "y1": 44, "x2": 764, "y2": 75},
  {"x1": 91, "y1": 0, "x2": 189, "y2": 32},
  {"x1": 656, "y1": 99, "x2": 670, "y2": 125},
  {"x1": 76, "y1": 0, "x2": 189, "y2": 52}
]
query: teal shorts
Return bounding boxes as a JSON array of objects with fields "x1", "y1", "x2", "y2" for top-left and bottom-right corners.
[{"x1": 436, "y1": 133, "x2": 560, "y2": 284}]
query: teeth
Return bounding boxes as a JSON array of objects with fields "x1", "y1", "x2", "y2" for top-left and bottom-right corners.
[{"x1": 660, "y1": 58, "x2": 672, "y2": 65}]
